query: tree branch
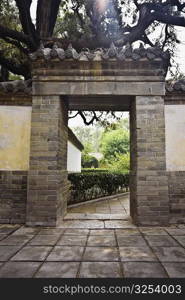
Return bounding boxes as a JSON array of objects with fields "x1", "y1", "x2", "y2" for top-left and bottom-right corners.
[
  {"x1": 1, "y1": 37, "x2": 28, "y2": 55},
  {"x1": 0, "y1": 52, "x2": 31, "y2": 79},
  {"x1": 15, "y1": 0, "x2": 38, "y2": 48},
  {"x1": 72, "y1": 0, "x2": 85, "y2": 29},
  {"x1": 152, "y1": 12, "x2": 185, "y2": 27},
  {"x1": 0, "y1": 25, "x2": 33, "y2": 48}
]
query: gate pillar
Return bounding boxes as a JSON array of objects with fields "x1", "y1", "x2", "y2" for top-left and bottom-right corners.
[
  {"x1": 26, "y1": 95, "x2": 69, "y2": 226},
  {"x1": 130, "y1": 96, "x2": 169, "y2": 226}
]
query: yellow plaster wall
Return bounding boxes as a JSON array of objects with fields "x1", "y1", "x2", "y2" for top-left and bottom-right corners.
[
  {"x1": 0, "y1": 106, "x2": 32, "y2": 170},
  {"x1": 165, "y1": 105, "x2": 185, "y2": 171}
]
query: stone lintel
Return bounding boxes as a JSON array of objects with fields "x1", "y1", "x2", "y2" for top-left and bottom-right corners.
[{"x1": 32, "y1": 81, "x2": 165, "y2": 96}]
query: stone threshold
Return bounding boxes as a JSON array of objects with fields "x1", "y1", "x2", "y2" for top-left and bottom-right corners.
[
  {"x1": 67, "y1": 192, "x2": 129, "y2": 208},
  {"x1": 64, "y1": 213, "x2": 130, "y2": 221}
]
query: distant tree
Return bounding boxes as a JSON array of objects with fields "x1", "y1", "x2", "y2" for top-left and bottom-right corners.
[{"x1": 100, "y1": 128, "x2": 129, "y2": 161}]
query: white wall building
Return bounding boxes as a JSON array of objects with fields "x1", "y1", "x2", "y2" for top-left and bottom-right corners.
[{"x1": 67, "y1": 128, "x2": 84, "y2": 173}]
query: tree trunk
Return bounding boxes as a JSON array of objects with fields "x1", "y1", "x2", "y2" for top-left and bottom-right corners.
[{"x1": 36, "y1": 0, "x2": 61, "y2": 38}]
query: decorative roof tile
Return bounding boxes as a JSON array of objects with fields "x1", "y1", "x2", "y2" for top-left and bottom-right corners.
[{"x1": 29, "y1": 43, "x2": 170, "y2": 62}]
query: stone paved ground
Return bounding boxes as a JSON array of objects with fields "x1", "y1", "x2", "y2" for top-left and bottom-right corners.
[{"x1": 0, "y1": 195, "x2": 185, "y2": 278}]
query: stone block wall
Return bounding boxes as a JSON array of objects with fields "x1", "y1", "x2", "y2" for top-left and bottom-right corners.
[
  {"x1": 0, "y1": 171, "x2": 27, "y2": 223},
  {"x1": 26, "y1": 96, "x2": 69, "y2": 226},
  {"x1": 130, "y1": 96, "x2": 169, "y2": 226},
  {"x1": 168, "y1": 172, "x2": 185, "y2": 224}
]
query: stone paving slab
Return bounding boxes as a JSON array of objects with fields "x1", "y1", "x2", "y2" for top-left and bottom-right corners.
[
  {"x1": 165, "y1": 229, "x2": 185, "y2": 236},
  {"x1": 144, "y1": 235, "x2": 179, "y2": 247},
  {"x1": 117, "y1": 236, "x2": 147, "y2": 247},
  {"x1": 0, "y1": 262, "x2": 41, "y2": 278},
  {"x1": 12, "y1": 227, "x2": 40, "y2": 236},
  {"x1": 83, "y1": 247, "x2": 119, "y2": 261},
  {"x1": 0, "y1": 225, "x2": 20, "y2": 235},
  {"x1": 35, "y1": 262, "x2": 80, "y2": 278},
  {"x1": 79, "y1": 262, "x2": 122, "y2": 278},
  {"x1": 87, "y1": 236, "x2": 117, "y2": 247},
  {"x1": 64, "y1": 229, "x2": 89, "y2": 235},
  {"x1": 173, "y1": 236, "x2": 185, "y2": 247},
  {"x1": 57, "y1": 235, "x2": 87, "y2": 246},
  {"x1": 116, "y1": 229, "x2": 141, "y2": 236},
  {"x1": 119, "y1": 247, "x2": 157, "y2": 262},
  {"x1": 28, "y1": 235, "x2": 60, "y2": 246},
  {"x1": 123, "y1": 262, "x2": 167, "y2": 278},
  {"x1": 152, "y1": 247, "x2": 185, "y2": 262},
  {"x1": 58, "y1": 220, "x2": 104, "y2": 229},
  {"x1": 11, "y1": 246, "x2": 52, "y2": 261},
  {"x1": 64, "y1": 213, "x2": 129, "y2": 220},
  {"x1": 38, "y1": 229, "x2": 66, "y2": 235},
  {"x1": 46, "y1": 246, "x2": 84, "y2": 261},
  {"x1": 89, "y1": 230, "x2": 115, "y2": 236},
  {"x1": 139, "y1": 228, "x2": 168, "y2": 235},
  {"x1": 0, "y1": 235, "x2": 34, "y2": 246},
  {"x1": 0, "y1": 222, "x2": 185, "y2": 277},
  {"x1": 0, "y1": 234, "x2": 7, "y2": 241},
  {"x1": 0, "y1": 246, "x2": 22, "y2": 261},
  {"x1": 105, "y1": 221, "x2": 136, "y2": 229},
  {"x1": 162, "y1": 263, "x2": 185, "y2": 278}
]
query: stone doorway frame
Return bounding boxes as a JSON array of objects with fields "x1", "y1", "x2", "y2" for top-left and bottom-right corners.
[{"x1": 26, "y1": 45, "x2": 170, "y2": 227}]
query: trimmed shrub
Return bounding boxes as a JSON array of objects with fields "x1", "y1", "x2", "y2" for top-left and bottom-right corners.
[
  {"x1": 82, "y1": 154, "x2": 99, "y2": 168},
  {"x1": 68, "y1": 172, "x2": 129, "y2": 205},
  {"x1": 82, "y1": 168, "x2": 109, "y2": 173}
]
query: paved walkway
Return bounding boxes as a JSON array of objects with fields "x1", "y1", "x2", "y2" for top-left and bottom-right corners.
[{"x1": 0, "y1": 195, "x2": 185, "y2": 278}]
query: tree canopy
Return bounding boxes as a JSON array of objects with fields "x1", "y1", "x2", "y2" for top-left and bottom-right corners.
[
  {"x1": 0, "y1": 0, "x2": 185, "y2": 80},
  {"x1": 0, "y1": 0, "x2": 185, "y2": 123}
]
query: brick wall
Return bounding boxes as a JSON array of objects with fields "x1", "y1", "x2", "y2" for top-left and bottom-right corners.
[
  {"x1": 26, "y1": 96, "x2": 69, "y2": 226},
  {"x1": 130, "y1": 96, "x2": 169, "y2": 226},
  {"x1": 168, "y1": 171, "x2": 185, "y2": 224},
  {"x1": 0, "y1": 171, "x2": 27, "y2": 224}
]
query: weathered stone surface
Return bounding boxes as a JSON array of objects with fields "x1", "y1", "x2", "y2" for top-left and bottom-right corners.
[
  {"x1": 83, "y1": 247, "x2": 119, "y2": 261},
  {"x1": 165, "y1": 229, "x2": 185, "y2": 236},
  {"x1": 35, "y1": 262, "x2": 79, "y2": 278},
  {"x1": 87, "y1": 236, "x2": 117, "y2": 247},
  {"x1": 162, "y1": 262, "x2": 185, "y2": 278},
  {"x1": 28, "y1": 235, "x2": 60, "y2": 246},
  {"x1": 117, "y1": 236, "x2": 147, "y2": 247},
  {"x1": 0, "y1": 246, "x2": 22, "y2": 261},
  {"x1": 57, "y1": 235, "x2": 87, "y2": 246},
  {"x1": 58, "y1": 220, "x2": 104, "y2": 229},
  {"x1": 173, "y1": 236, "x2": 185, "y2": 246},
  {"x1": 79, "y1": 262, "x2": 122, "y2": 278},
  {"x1": 119, "y1": 247, "x2": 157, "y2": 262},
  {"x1": 153, "y1": 247, "x2": 185, "y2": 262},
  {"x1": 0, "y1": 262, "x2": 41, "y2": 278},
  {"x1": 123, "y1": 262, "x2": 167, "y2": 278},
  {"x1": 46, "y1": 246, "x2": 84, "y2": 261},
  {"x1": 0, "y1": 235, "x2": 33, "y2": 246},
  {"x1": 139, "y1": 228, "x2": 168, "y2": 235},
  {"x1": 144, "y1": 235, "x2": 179, "y2": 247},
  {"x1": 115, "y1": 229, "x2": 141, "y2": 236},
  {"x1": 11, "y1": 246, "x2": 52, "y2": 261},
  {"x1": 64, "y1": 229, "x2": 89, "y2": 235},
  {"x1": 90, "y1": 229, "x2": 115, "y2": 236}
]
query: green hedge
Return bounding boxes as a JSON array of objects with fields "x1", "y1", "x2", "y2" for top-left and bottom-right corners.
[
  {"x1": 82, "y1": 168, "x2": 110, "y2": 173},
  {"x1": 68, "y1": 172, "x2": 129, "y2": 205}
]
